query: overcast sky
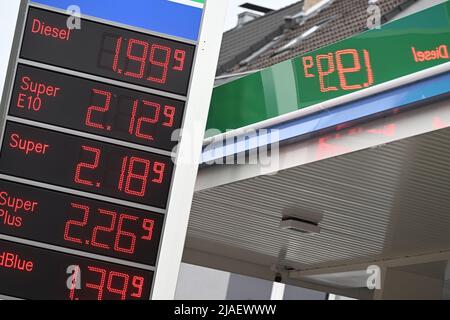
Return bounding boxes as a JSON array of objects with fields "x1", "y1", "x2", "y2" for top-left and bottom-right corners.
[{"x1": 225, "y1": 0, "x2": 298, "y2": 30}]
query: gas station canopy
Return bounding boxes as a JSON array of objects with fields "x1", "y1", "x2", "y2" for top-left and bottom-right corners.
[{"x1": 185, "y1": 2, "x2": 450, "y2": 299}]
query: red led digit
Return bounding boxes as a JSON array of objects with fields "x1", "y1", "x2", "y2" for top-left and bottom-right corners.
[
  {"x1": 91, "y1": 209, "x2": 117, "y2": 250},
  {"x1": 131, "y1": 276, "x2": 144, "y2": 298},
  {"x1": 112, "y1": 36, "x2": 123, "y2": 72},
  {"x1": 148, "y1": 44, "x2": 171, "y2": 84},
  {"x1": 162, "y1": 105, "x2": 175, "y2": 127},
  {"x1": 335, "y1": 49, "x2": 363, "y2": 91},
  {"x1": 64, "y1": 203, "x2": 90, "y2": 244},
  {"x1": 142, "y1": 219, "x2": 154, "y2": 241},
  {"x1": 114, "y1": 214, "x2": 138, "y2": 254},
  {"x1": 316, "y1": 54, "x2": 338, "y2": 93},
  {"x1": 134, "y1": 100, "x2": 160, "y2": 141},
  {"x1": 302, "y1": 56, "x2": 315, "y2": 78},
  {"x1": 74, "y1": 146, "x2": 101, "y2": 187},
  {"x1": 107, "y1": 272, "x2": 129, "y2": 300},
  {"x1": 118, "y1": 157, "x2": 151, "y2": 197},
  {"x1": 68, "y1": 265, "x2": 80, "y2": 300},
  {"x1": 173, "y1": 49, "x2": 186, "y2": 71},
  {"x1": 363, "y1": 49, "x2": 374, "y2": 88},
  {"x1": 86, "y1": 89, "x2": 112, "y2": 129},
  {"x1": 86, "y1": 266, "x2": 107, "y2": 300},
  {"x1": 124, "y1": 39, "x2": 149, "y2": 79},
  {"x1": 152, "y1": 162, "x2": 165, "y2": 184},
  {"x1": 118, "y1": 156, "x2": 128, "y2": 192}
]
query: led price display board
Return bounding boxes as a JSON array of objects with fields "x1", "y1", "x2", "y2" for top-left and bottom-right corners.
[
  {"x1": 0, "y1": 240, "x2": 153, "y2": 300},
  {"x1": 10, "y1": 64, "x2": 185, "y2": 151},
  {"x1": 0, "y1": 0, "x2": 202, "y2": 300},
  {"x1": 0, "y1": 179, "x2": 164, "y2": 265},
  {"x1": 21, "y1": 7, "x2": 196, "y2": 96}
]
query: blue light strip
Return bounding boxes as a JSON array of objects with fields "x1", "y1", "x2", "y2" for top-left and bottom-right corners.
[
  {"x1": 30, "y1": 0, "x2": 203, "y2": 41},
  {"x1": 201, "y1": 72, "x2": 450, "y2": 164}
]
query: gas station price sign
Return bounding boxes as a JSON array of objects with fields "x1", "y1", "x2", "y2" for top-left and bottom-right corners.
[{"x1": 0, "y1": 1, "x2": 200, "y2": 300}]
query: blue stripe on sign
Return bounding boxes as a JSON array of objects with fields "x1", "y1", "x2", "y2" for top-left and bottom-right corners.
[
  {"x1": 30, "y1": 0, "x2": 203, "y2": 41},
  {"x1": 201, "y1": 72, "x2": 450, "y2": 164}
]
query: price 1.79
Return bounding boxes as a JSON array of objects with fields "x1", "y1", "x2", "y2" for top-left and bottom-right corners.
[{"x1": 68, "y1": 264, "x2": 148, "y2": 300}]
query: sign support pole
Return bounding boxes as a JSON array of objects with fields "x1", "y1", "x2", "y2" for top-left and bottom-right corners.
[{"x1": 150, "y1": 0, "x2": 228, "y2": 299}]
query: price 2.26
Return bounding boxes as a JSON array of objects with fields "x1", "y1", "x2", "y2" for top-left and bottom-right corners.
[{"x1": 64, "y1": 202, "x2": 155, "y2": 255}]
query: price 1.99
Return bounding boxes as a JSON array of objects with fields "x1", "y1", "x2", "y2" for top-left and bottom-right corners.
[{"x1": 303, "y1": 48, "x2": 374, "y2": 93}]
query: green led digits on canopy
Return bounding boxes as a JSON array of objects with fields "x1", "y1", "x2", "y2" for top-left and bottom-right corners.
[{"x1": 207, "y1": 1, "x2": 450, "y2": 133}]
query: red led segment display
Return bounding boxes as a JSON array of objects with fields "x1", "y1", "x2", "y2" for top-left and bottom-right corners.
[
  {"x1": 0, "y1": 240, "x2": 152, "y2": 300},
  {"x1": 0, "y1": 179, "x2": 163, "y2": 265},
  {"x1": 0, "y1": 122, "x2": 173, "y2": 208},
  {"x1": 21, "y1": 7, "x2": 195, "y2": 96},
  {"x1": 10, "y1": 65, "x2": 184, "y2": 151}
]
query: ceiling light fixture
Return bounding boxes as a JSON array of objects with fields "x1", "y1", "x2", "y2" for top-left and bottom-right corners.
[{"x1": 280, "y1": 217, "x2": 321, "y2": 234}]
